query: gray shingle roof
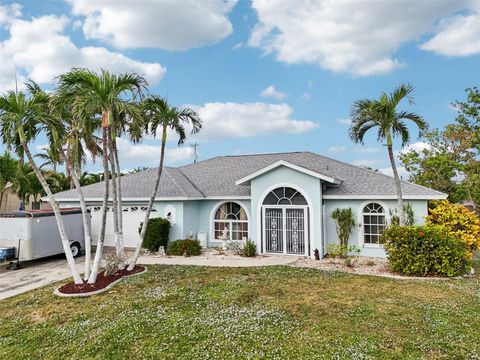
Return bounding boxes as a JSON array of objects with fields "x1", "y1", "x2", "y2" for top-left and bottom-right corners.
[{"x1": 53, "y1": 151, "x2": 446, "y2": 200}]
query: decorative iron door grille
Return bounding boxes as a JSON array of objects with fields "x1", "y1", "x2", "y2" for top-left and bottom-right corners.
[
  {"x1": 264, "y1": 208, "x2": 283, "y2": 253},
  {"x1": 263, "y1": 206, "x2": 308, "y2": 255},
  {"x1": 285, "y1": 208, "x2": 306, "y2": 255}
]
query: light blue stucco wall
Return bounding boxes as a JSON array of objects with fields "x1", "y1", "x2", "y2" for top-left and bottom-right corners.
[
  {"x1": 324, "y1": 199, "x2": 428, "y2": 257},
  {"x1": 250, "y1": 166, "x2": 323, "y2": 257}
]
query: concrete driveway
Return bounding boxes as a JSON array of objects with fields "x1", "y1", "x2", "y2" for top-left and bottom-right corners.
[{"x1": 0, "y1": 255, "x2": 84, "y2": 301}]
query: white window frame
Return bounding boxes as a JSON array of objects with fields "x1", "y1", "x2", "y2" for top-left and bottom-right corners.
[
  {"x1": 358, "y1": 200, "x2": 390, "y2": 248},
  {"x1": 210, "y1": 201, "x2": 250, "y2": 242}
]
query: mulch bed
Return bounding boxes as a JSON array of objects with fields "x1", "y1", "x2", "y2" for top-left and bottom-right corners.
[{"x1": 57, "y1": 266, "x2": 145, "y2": 295}]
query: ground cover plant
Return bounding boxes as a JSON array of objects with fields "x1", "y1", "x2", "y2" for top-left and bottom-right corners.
[{"x1": 1, "y1": 265, "x2": 479, "y2": 359}]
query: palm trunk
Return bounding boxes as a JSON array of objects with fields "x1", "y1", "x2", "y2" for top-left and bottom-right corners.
[
  {"x1": 61, "y1": 149, "x2": 92, "y2": 281},
  {"x1": 107, "y1": 127, "x2": 121, "y2": 262},
  {"x1": 112, "y1": 137, "x2": 124, "y2": 260},
  {"x1": 88, "y1": 126, "x2": 110, "y2": 284},
  {"x1": 0, "y1": 191, "x2": 4, "y2": 211},
  {"x1": 21, "y1": 142, "x2": 82, "y2": 284},
  {"x1": 128, "y1": 126, "x2": 167, "y2": 270},
  {"x1": 386, "y1": 132, "x2": 405, "y2": 226}
]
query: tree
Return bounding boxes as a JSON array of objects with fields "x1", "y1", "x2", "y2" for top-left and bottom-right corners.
[
  {"x1": 331, "y1": 208, "x2": 355, "y2": 257},
  {"x1": 349, "y1": 84, "x2": 428, "y2": 225},
  {"x1": 35, "y1": 147, "x2": 62, "y2": 173},
  {"x1": 399, "y1": 87, "x2": 480, "y2": 209},
  {"x1": 128, "y1": 96, "x2": 202, "y2": 270},
  {"x1": 56, "y1": 68, "x2": 146, "y2": 282},
  {"x1": 0, "y1": 152, "x2": 17, "y2": 209},
  {"x1": 0, "y1": 83, "x2": 82, "y2": 284}
]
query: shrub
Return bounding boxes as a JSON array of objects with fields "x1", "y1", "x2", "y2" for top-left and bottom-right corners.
[
  {"x1": 426, "y1": 200, "x2": 480, "y2": 257},
  {"x1": 326, "y1": 243, "x2": 343, "y2": 258},
  {"x1": 167, "y1": 239, "x2": 202, "y2": 256},
  {"x1": 390, "y1": 203, "x2": 416, "y2": 226},
  {"x1": 139, "y1": 217, "x2": 171, "y2": 252},
  {"x1": 242, "y1": 239, "x2": 257, "y2": 257},
  {"x1": 382, "y1": 225, "x2": 471, "y2": 277},
  {"x1": 331, "y1": 208, "x2": 355, "y2": 256}
]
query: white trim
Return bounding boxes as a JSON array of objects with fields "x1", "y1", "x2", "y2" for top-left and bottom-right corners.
[
  {"x1": 53, "y1": 195, "x2": 252, "y2": 202},
  {"x1": 208, "y1": 200, "x2": 250, "y2": 246},
  {"x1": 262, "y1": 205, "x2": 308, "y2": 256},
  {"x1": 236, "y1": 160, "x2": 341, "y2": 186},
  {"x1": 256, "y1": 183, "x2": 315, "y2": 258},
  {"x1": 357, "y1": 200, "x2": 390, "y2": 248},
  {"x1": 323, "y1": 194, "x2": 447, "y2": 200}
]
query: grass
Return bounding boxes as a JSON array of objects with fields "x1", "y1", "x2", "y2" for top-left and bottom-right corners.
[{"x1": 1, "y1": 265, "x2": 480, "y2": 359}]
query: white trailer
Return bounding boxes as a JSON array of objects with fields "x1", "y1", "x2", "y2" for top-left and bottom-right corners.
[{"x1": 0, "y1": 209, "x2": 87, "y2": 261}]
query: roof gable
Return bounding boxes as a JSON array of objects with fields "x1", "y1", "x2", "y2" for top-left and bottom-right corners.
[{"x1": 235, "y1": 160, "x2": 342, "y2": 186}]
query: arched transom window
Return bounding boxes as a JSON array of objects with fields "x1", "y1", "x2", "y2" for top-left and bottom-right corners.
[
  {"x1": 214, "y1": 202, "x2": 248, "y2": 241},
  {"x1": 362, "y1": 203, "x2": 386, "y2": 245},
  {"x1": 262, "y1": 187, "x2": 307, "y2": 205}
]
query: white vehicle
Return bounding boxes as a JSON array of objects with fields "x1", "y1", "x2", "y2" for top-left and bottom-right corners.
[{"x1": 0, "y1": 208, "x2": 87, "y2": 260}]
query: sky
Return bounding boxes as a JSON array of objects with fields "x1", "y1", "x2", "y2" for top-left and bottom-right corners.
[{"x1": 1, "y1": 0, "x2": 479, "y2": 178}]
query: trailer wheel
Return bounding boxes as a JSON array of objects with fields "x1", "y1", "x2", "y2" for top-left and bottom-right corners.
[{"x1": 70, "y1": 242, "x2": 81, "y2": 258}]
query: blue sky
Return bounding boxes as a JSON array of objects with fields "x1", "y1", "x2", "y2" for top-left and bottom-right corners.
[{"x1": 1, "y1": 0, "x2": 479, "y2": 177}]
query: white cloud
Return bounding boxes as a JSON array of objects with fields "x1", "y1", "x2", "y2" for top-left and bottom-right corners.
[
  {"x1": 260, "y1": 85, "x2": 287, "y2": 100},
  {"x1": 351, "y1": 158, "x2": 383, "y2": 168},
  {"x1": 354, "y1": 147, "x2": 381, "y2": 154},
  {"x1": 0, "y1": 3, "x2": 22, "y2": 26},
  {"x1": 116, "y1": 138, "x2": 193, "y2": 166},
  {"x1": 233, "y1": 42, "x2": 243, "y2": 50},
  {"x1": 328, "y1": 146, "x2": 346, "y2": 154},
  {"x1": 300, "y1": 92, "x2": 311, "y2": 100},
  {"x1": 0, "y1": 14, "x2": 166, "y2": 92},
  {"x1": 337, "y1": 118, "x2": 352, "y2": 126},
  {"x1": 68, "y1": 0, "x2": 236, "y2": 51},
  {"x1": 191, "y1": 102, "x2": 318, "y2": 140},
  {"x1": 396, "y1": 141, "x2": 431, "y2": 156},
  {"x1": 421, "y1": 5, "x2": 480, "y2": 56},
  {"x1": 248, "y1": 0, "x2": 468, "y2": 76}
]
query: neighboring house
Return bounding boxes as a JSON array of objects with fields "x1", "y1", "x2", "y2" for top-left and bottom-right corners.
[
  {"x1": 53, "y1": 152, "x2": 447, "y2": 258},
  {"x1": 0, "y1": 183, "x2": 49, "y2": 212}
]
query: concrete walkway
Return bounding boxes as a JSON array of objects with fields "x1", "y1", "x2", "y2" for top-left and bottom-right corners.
[
  {"x1": 138, "y1": 255, "x2": 298, "y2": 267},
  {"x1": 0, "y1": 255, "x2": 298, "y2": 301}
]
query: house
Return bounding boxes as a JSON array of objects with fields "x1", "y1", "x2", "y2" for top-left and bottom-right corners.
[
  {"x1": 0, "y1": 183, "x2": 50, "y2": 212},
  {"x1": 53, "y1": 151, "x2": 447, "y2": 258}
]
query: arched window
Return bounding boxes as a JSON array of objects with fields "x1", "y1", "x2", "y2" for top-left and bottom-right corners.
[
  {"x1": 262, "y1": 187, "x2": 307, "y2": 205},
  {"x1": 362, "y1": 203, "x2": 386, "y2": 244},
  {"x1": 214, "y1": 202, "x2": 248, "y2": 241}
]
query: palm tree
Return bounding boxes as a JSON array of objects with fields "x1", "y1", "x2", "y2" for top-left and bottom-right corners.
[
  {"x1": 55, "y1": 68, "x2": 147, "y2": 282},
  {"x1": 128, "y1": 96, "x2": 202, "y2": 270},
  {"x1": 35, "y1": 147, "x2": 62, "y2": 173},
  {"x1": 0, "y1": 83, "x2": 82, "y2": 284},
  {"x1": 349, "y1": 83, "x2": 428, "y2": 225},
  {"x1": 0, "y1": 152, "x2": 18, "y2": 209}
]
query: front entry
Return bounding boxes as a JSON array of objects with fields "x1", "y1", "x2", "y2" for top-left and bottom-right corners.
[{"x1": 261, "y1": 187, "x2": 309, "y2": 256}]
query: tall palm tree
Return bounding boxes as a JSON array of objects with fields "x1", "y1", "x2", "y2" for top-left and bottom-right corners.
[
  {"x1": 0, "y1": 83, "x2": 82, "y2": 284},
  {"x1": 349, "y1": 83, "x2": 428, "y2": 225},
  {"x1": 35, "y1": 147, "x2": 62, "y2": 173},
  {"x1": 55, "y1": 68, "x2": 147, "y2": 282},
  {"x1": 0, "y1": 152, "x2": 18, "y2": 209},
  {"x1": 128, "y1": 96, "x2": 202, "y2": 270}
]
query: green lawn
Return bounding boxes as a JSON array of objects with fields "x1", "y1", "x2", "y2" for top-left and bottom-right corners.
[{"x1": 1, "y1": 265, "x2": 480, "y2": 359}]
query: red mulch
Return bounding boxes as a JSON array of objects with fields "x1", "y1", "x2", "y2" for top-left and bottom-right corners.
[{"x1": 57, "y1": 266, "x2": 146, "y2": 295}]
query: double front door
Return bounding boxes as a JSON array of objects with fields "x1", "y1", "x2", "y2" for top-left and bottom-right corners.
[{"x1": 262, "y1": 206, "x2": 308, "y2": 255}]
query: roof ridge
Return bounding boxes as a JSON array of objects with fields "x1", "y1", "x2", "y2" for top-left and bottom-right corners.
[
  {"x1": 303, "y1": 151, "x2": 446, "y2": 195},
  {"x1": 177, "y1": 168, "x2": 206, "y2": 197},
  {"x1": 162, "y1": 168, "x2": 189, "y2": 197}
]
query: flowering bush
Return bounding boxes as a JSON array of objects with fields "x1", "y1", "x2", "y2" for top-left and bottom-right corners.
[
  {"x1": 382, "y1": 225, "x2": 471, "y2": 277},
  {"x1": 426, "y1": 200, "x2": 480, "y2": 257}
]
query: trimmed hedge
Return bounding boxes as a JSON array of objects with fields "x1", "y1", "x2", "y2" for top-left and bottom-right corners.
[
  {"x1": 139, "y1": 217, "x2": 171, "y2": 252},
  {"x1": 382, "y1": 225, "x2": 471, "y2": 277},
  {"x1": 167, "y1": 239, "x2": 202, "y2": 256}
]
